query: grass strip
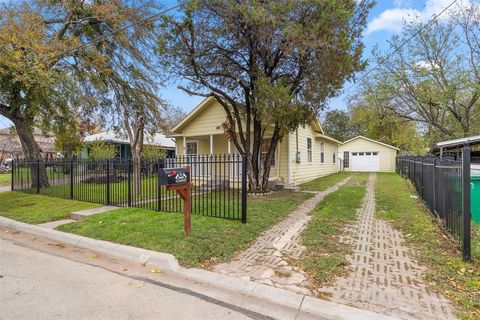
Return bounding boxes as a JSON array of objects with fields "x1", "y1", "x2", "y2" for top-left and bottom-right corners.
[
  {"x1": 0, "y1": 173, "x2": 10, "y2": 186},
  {"x1": 375, "y1": 173, "x2": 479, "y2": 320},
  {"x1": 299, "y1": 172, "x2": 352, "y2": 192},
  {"x1": 0, "y1": 192, "x2": 101, "y2": 224},
  {"x1": 57, "y1": 191, "x2": 312, "y2": 267},
  {"x1": 300, "y1": 173, "x2": 369, "y2": 285}
]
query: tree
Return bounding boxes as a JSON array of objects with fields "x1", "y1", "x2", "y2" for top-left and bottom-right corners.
[
  {"x1": 360, "y1": 3, "x2": 480, "y2": 141},
  {"x1": 321, "y1": 110, "x2": 358, "y2": 142},
  {"x1": 348, "y1": 103, "x2": 427, "y2": 154},
  {"x1": 0, "y1": 0, "x2": 161, "y2": 188},
  {"x1": 159, "y1": 0, "x2": 372, "y2": 190},
  {"x1": 88, "y1": 142, "x2": 117, "y2": 160}
]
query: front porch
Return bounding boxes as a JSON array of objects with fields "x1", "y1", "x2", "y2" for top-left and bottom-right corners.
[{"x1": 172, "y1": 133, "x2": 284, "y2": 183}]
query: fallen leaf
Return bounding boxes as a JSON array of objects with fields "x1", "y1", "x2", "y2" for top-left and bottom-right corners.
[
  {"x1": 137, "y1": 283, "x2": 144, "y2": 288},
  {"x1": 149, "y1": 268, "x2": 162, "y2": 273},
  {"x1": 91, "y1": 255, "x2": 97, "y2": 259},
  {"x1": 122, "y1": 268, "x2": 128, "y2": 271}
]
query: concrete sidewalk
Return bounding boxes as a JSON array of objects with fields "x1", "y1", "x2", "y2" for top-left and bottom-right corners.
[{"x1": 0, "y1": 216, "x2": 397, "y2": 320}]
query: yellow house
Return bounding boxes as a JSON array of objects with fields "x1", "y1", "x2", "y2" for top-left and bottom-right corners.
[
  {"x1": 169, "y1": 97, "x2": 341, "y2": 187},
  {"x1": 339, "y1": 136, "x2": 399, "y2": 172}
]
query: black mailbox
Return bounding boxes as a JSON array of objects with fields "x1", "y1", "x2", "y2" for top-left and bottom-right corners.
[{"x1": 159, "y1": 167, "x2": 190, "y2": 185}]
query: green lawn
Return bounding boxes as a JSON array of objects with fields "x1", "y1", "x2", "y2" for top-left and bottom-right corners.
[
  {"x1": 0, "y1": 192, "x2": 102, "y2": 224},
  {"x1": 299, "y1": 172, "x2": 352, "y2": 191},
  {"x1": 300, "y1": 173, "x2": 369, "y2": 285},
  {"x1": 375, "y1": 173, "x2": 479, "y2": 320},
  {"x1": 0, "y1": 173, "x2": 10, "y2": 186},
  {"x1": 58, "y1": 191, "x2": 312, "y2": 267}
]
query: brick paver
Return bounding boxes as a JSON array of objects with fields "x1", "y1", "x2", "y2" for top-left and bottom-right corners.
[
  {"x1": 212, "y1": 177, "x2": 351, "y2": 294},
  {"x1": 318, "y1": 174, "x2": 456, "y2": 320}
]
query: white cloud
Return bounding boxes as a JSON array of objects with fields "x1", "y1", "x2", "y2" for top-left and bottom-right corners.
[
  {"x1": 366, "y1": 0, "x2": 472, "y2": 35},
  {"x1": 366, "y1": 8, "x2": 419, "y2": 34}
]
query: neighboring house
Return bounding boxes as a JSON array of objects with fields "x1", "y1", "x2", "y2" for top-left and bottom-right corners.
[
  {"x1": 0, "y1": 127, "x2": 58, "y2": 160},
  {"x1": 82, "y1": 130, "x2": 176, "y2": 160},
  {"x1": 169, "y1": 97, "x2": 341, "y2": 187},
  {"x1": 339, "y1": 136, "x2": 399, "y2": 172}
]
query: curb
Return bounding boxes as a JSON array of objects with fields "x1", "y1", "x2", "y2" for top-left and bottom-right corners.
[
  {"x1": 0, "y1": 216, "x2": 397, "y2": 320},
  {"x1": 0, "y1": 216, "x2": 180, "y2": 272}
]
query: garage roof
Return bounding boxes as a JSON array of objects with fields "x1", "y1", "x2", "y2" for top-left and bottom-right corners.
[{"x1": 342, "y1": 136, "x2": 400, "y2": 150}]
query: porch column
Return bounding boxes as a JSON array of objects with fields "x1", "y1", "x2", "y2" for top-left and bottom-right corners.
[
  {"x1": 183, "y1": 136, "x2": 186, "y2": 157},
  {"x1": 228, "y1": 140, "x2": 231, "y2": 155},
  {"x1": 210, "y1": 134, "x2": 213, "y2": 155}
]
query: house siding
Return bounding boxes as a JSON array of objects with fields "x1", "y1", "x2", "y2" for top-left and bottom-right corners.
[
  {"x1": 181, "y1": 100, "x2": 227, "y2": 137},
  {"x1": 172, "y1": 98, "x2": 341, "y2": 185},
  {"x1": 288, "y1": 125, "x2": 339, "y2": 186},
  {"x1": 339, "y1": 138, "x2": 397, "y2": 172}
]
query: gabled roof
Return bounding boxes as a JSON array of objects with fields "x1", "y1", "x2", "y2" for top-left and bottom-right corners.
[
  {"x1": 342, "y1": 136, "x2": 400, "y2": 151},
  {"x1": 314, "y1": 133, "x2": 341, "y2": 144},
  {"x1": 171, "y1": 96, "x2": 215, "y2": 133},
  {"x1": 84, "y1": 130, "x2": 175, "y2": 148},
  {"x1": 171, "y1": 96, "x2": 325, "y2": 134}
]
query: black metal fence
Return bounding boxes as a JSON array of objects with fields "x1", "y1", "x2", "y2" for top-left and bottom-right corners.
[
  {"x1": 12, "y1": 154, "x2": 247, "y2": 223},
  {"x1": 397, "y1": 147, "x2": 472, "y2": 261}
]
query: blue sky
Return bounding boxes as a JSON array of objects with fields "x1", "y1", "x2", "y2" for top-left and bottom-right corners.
[{"x1": 0, "y1": 0, "x2": 469, "y2": 129}]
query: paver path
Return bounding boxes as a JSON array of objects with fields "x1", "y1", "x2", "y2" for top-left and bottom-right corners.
[
  {"x1": 318, "y1": 174, "x2": 456, "y2": 320},
  {"x1": 212, "y1": 177, "x2": 351, "y2": 295}
]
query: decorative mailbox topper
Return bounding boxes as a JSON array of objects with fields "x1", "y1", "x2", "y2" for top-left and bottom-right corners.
[{"x1": 159, "y1": 167, "x2": 190, "y2": 186}]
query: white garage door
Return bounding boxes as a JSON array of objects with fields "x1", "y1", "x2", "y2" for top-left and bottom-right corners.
[{"x1": 351, "y1": 152, "x2": 380, "y2": 172}]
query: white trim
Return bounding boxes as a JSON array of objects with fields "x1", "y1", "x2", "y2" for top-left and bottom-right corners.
[
  {"x1": 186, "y1": 140, "x2": 198, "y2": 156},
  {"x1": 183, "y1": 136, "x2": 186, "y2": 157},
  {"x1": 342, "y1": 136, "x2": 400, "y2": 150},
  {"x1": 209, "y1": 134, "x2": 213, "y2": 154},
  {"x1": 287, "y1": 133, "x2": 291, "y2": 185}
]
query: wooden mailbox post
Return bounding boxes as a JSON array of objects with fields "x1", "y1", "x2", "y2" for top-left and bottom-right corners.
[{"x1": 159, "y1": 166, "x2": 192, "y2": 235}]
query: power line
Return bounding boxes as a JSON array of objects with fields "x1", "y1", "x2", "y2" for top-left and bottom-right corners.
[
  {"x1": 36, "y1": 1, "x2": 188, "y2": 67},
  {"x1": 341, "y1": 0, "x2": 459, "y2": 96}
]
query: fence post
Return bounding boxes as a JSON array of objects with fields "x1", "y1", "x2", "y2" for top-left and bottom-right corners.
[
  {"x1": 106, "y1": 159, "x2": 110, "y2": 205},
  {"x1": 241, "y1": 154, "x2": 247, "y2": 224},
  {"x1": 421, "y1": 157, "x2": 424, "y2": 198},
  {"x1": 70, "y1": 159, "x2": 74, "y2": 199},
  {"x1": 11, "y1": 160, "x2": 14, "y2": 191},
  {"x1": 127, "y1": 160, "x2": 132, "y2": 207},
  {"x1": 157, "y1": 159, "x2": 164, "y2": 212},
  {"x1": 36, "y1": 159, "x2": 40, "y2": 194},
  {"x1": 462, "y1": 145, "x2": 471, "y2": 262},
  {"x1": 433, "y1": 157, "x2": 436, "y2": 214}
]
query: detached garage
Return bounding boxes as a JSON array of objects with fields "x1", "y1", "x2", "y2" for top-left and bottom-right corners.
[{"x1": 339, "y1": 136, "x2": 399, "y2": 173}]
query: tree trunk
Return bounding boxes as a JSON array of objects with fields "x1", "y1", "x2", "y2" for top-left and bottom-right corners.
[
  {"x1": 124, "y1": 110, "x2": 144, "y2": 196},
  {"x1": 260, "y1": 127, "x2": 281, "y2": 191},
  {"x1": 12, "y1": 116, "x2": 49, "y2": 188}
]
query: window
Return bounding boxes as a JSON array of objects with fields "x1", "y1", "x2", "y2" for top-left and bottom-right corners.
[
  {"x1": 307, "y1": 138, "x2": 312, "y2": 163},
  {"x1": 320, "y1": 143, "x2": 324, "y2": 163},
  {"x1": 260, "y1": 138, "x2": 276, "y2": 167},
  {"x1": 373, "y1": 152, "x2": 379, "y2": 155},
  {"x1": 344, "y1": 151, "x2": 349, "y2": 168},
  {"x1": 366, "y1": 152, "x2": 371, "y2": 156},
  {"x1": 359, "y1": 152, "x2": 364, "y2": 156},
  {"x1": 352, "y1": 152, "x2": 358, "y2": 156},
  {"x1": 186, "y1": 141, "x2": 197, "y2": 156},
  {"x1": 333, "y1": 146, "x2": 336, "y2": 163}
]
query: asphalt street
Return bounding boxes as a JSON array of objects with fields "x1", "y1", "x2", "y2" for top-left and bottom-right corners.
[{"x1": 0, "y1": 237, "x2": 256, "y2": 320}]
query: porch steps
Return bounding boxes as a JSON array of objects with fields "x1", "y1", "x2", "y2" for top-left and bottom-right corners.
[{"x1": 70, "y1": 206, "x2": 118, "y2": 220}]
